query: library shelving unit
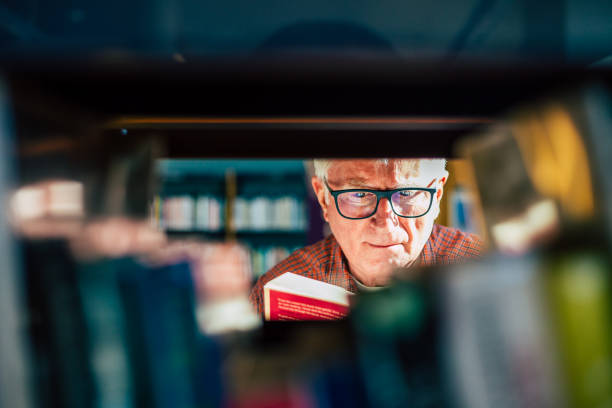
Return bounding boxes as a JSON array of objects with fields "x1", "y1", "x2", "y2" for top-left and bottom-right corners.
[
  {"x1": 5, "y1": 60, "x2": 612, "y2": 408},
  {"x1": 153, "y1": 159, "x2": 311, "y2": 278}
]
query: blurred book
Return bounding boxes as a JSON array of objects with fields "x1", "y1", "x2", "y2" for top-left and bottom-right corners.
[
  {"x1": 163, "y1": 195, "x2": 194, "y2": 230},
  {"x1": 77, "y1": 259, "x2": 134, "y2": 408},
  {"x1": 233, "y1": 196, "x2": 305, "y2": 232},
  {"x1": 194, "y1": 195, "x2": 223, "y2": 231},
  {"x1": 443, "y1": 257, "x2": 564, "y2": 408},
  {"x1": 351, "y1": 281, "x2": 445, "y2": 408},
  {"x1": 23, "y1": 240, "x2": 95, "y2": 408},
  {"x1": 574, "y1": 86, "x2": 612, "y2": 244},
  {"x1": 264, "y1": 272, "x2": 351, "y2": 321},
  {"x1": 118, "y1": 260, "x2": 202, "y2": 408},
  {"x1": 544, "y1": 252, "x2": 612, "y2": 408},
  {"x1": 448, "y1": 185, "x2": 478, "y2": 235},
  {"x1": 251, "y1": 246, "x2": 291, "y2": 278},
  {"x1": 459, "y1": 126, "x2": 560, "y2": 254},
  {"x1": 155, "y1": 195, "x2": 224, "y2": 232},
  {"x1": 103, "y1": 139, "x2": 162, "y2": 219}
]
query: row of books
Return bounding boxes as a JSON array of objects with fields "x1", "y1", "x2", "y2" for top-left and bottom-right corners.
[
  {"x1": 151, "y1": 195, "x2": 307, "y2": 232},
  {"x1": 152, "y1": 195, "x2": 224, "y2": 231},
  {"x1": 25, "y1": 243, "x2": 611, "y2": 408},
  {"x1": 443, "y1": 251, "x2": 612, "y2": 408},
  {"x1": 23, "y1": 241, "x2": 224, "y2": 408},
  {"x1": 232, "y1": 196, "x2": 306, "y2": 231},
  {"x1": 250, "y1": 246, "x2": 294, "y2": 278}
]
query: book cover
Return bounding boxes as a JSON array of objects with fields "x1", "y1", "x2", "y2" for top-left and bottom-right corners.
[{"x1": 263, "y1": 272, "x2": 351, "y2": 321}]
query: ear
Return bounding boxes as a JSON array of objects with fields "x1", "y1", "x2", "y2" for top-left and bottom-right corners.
[
  {"x1": 311, "y1": 176, "x2": 330, "y2": 222},
  {"x1": 435, "y1": 170, "x2": 449, "y2": 203}
]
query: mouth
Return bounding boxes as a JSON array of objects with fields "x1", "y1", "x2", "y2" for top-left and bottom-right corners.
[{"x1": 367, "y1": 243, "x2": 402, "y2": 249}]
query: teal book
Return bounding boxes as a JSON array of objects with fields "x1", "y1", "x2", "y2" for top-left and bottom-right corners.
[{"x1": 77, "y1": 259, "x2": 135, "y2": 408}]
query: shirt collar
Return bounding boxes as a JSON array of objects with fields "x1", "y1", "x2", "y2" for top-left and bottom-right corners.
[{"x1": 353, "y1": 276, "x2": 387, "y2": 292}]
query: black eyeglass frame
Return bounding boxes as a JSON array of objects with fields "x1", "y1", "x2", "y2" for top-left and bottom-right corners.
[{"x1": 324, "y1": 180, "x2": 437, "y2": 220}]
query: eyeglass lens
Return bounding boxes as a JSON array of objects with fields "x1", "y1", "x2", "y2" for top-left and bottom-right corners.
[{"x1": 336, "y1": 190, "x2": 432, "y2": 218}]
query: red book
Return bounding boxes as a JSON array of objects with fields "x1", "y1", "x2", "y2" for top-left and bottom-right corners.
[{"x1": 263, "y1": 272, "x2": 352, "y2": 321}]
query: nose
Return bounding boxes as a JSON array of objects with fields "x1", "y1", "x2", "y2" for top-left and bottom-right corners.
[{"x1": 372, "y1": 197, "x2": 396, "y2": 224}]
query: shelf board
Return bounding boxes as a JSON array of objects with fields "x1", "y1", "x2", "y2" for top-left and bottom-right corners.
[
  {"x1": 164, "y1": 230, "x2": 225, "y2": 238},
  {"x1": 235, "y1": 230, "x2": 307, "y2": 237},
  {"x1": 164, "y1": 229, "x2": 307, "y2": 241}
]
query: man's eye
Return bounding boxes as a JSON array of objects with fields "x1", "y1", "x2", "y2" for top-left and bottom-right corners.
[
  {"x1": 346, "y1": 192, "x2": 372, "y2": 203},
  {"x1": 399, "y1": 190, "x2": 417, "y2": 198}
]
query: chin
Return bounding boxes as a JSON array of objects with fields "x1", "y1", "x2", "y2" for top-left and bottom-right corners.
[{"x1": 361, "y1": 263, "x2": 396, "y2": 286}]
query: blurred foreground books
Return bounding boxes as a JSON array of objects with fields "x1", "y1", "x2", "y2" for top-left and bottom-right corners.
[{"x1": 23, "y1": 241, "x2": 225, "y2": 408}]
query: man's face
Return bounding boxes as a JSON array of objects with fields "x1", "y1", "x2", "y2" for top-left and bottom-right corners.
[{"x1": 312, "y1": 159, "x2": 447, "y2": 286}]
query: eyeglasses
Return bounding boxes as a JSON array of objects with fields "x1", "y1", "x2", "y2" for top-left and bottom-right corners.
[{"x1": 324, "y1": 180, "x2": 437, "y2": 220}]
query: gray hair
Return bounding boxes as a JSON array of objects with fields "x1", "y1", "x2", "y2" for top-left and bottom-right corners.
[{"x1": 313, "y1": 158, "x2": 447, "y2": 181}]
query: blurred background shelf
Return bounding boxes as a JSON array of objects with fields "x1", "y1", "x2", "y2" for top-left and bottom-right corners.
[{"x1": 154, "y1": 159, "x2": 316, "y2": 278}]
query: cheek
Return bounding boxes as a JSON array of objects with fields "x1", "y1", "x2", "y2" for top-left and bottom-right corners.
[
  {"x1": 399, "y1": 218, "x2": 420, "y2": 233},
  {"x1": 327, "y1": 211, "x2": 366, "y2": 248},
  {"x1": 399, "y1": 217, "x2": 433, "y2": 241}
]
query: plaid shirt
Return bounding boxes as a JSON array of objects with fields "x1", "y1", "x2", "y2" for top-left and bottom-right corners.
[{"x1": 249, "y1": 224, "x2": 484, "y2": 315}]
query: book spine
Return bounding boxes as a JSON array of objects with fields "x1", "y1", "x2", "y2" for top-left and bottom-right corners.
[
  {"x1": 23, "y1": 241, "x2": 95, "y2": 408},
  {"x1": 118, "y1": 261, "x2": 201, "y2": 408},
  {"x1": 77, "y1": 260, "x2": 134, "y2": 408},
  {"x1": 195, "y1": 195, "x2": 209, "y2": 230}
]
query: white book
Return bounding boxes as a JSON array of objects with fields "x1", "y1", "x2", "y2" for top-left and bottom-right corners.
[
  {"x1": 279, "y1": 197, "x2": 290, "y2": 230},
  {"x1": 250, "y1": 197, "x2": 269, "y2": 230},
  {"x1": 209, "y1": 198, "x2": 221, "y2": 231},
  {"x1": 195, "y1": 196, "x2": 209, "y2": 230},
  {"x1": 181, "y1": 196, "x2": 194, "y2": 230},
  {"x1": 233, "y1": 198, "x2": 247, "y2": 231}
]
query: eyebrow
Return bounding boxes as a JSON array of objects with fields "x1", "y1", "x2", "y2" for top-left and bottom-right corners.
[
  {"x1": 329, "y1": 175, "x2": 437, "y2": 189},
  {"x1": 341, "y1": 180, "x2": 421, "y2": 189},
  {"x1": 335, "y1": 178, "x2": 437, "y2": 190},
  {"x1": 329, "y1": 178, "x2": 381, "y2": 190},
  {"x1": 345, "y1": 177, "x2": 373, "y2": 188}
]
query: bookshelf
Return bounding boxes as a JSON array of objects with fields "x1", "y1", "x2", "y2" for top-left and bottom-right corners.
[
  {"x1": 8, "y1": 60, "x2": 612, "y2": 408},
  {"x1": 152, "y1": 159, "x2": 312, "y2": 278}
]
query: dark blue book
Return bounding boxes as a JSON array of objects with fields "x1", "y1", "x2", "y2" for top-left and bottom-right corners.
[
  {"x1": 22, "y1": 240, "x2": 95, "y2": 408},
  {"x1": 118, "y1": 259, "x2": 223, "y2": 408}
]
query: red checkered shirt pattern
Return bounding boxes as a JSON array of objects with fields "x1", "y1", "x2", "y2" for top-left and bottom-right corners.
[{"x1": 249, "y1": 224, "x2": 484, "y2": 315}]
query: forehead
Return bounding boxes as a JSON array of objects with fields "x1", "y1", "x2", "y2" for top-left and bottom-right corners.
[{"x1": 327, "y1": 159, "x2": 434, "y2": 186}]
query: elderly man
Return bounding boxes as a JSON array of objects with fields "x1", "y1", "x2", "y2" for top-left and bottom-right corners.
[{"x1": 249, "y1": 159, "x2": 483, "y2": 314}]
